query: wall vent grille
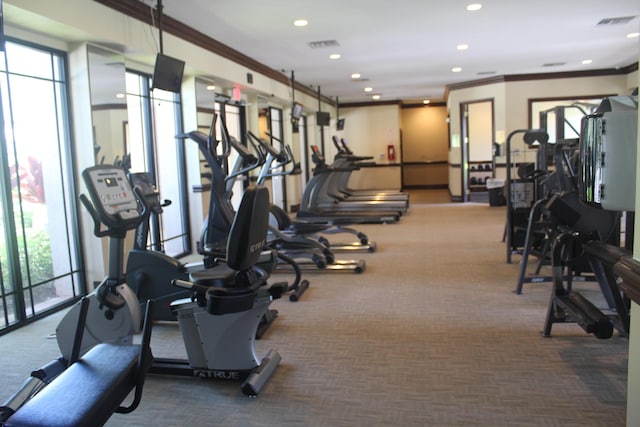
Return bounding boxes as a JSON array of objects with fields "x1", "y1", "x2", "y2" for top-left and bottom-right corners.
[
  {"x1": 597, "y1": 16, "x2": 636, "y2": 25},
  {"x1": 308, "y1": 40, "x2": 340, "y2": 49}
]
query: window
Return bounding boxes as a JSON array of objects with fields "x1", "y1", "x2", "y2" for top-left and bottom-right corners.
[
  {"x1": 0, "y1": 40, "x2": 83, "y2": 333},
  {"x1": 267, "y1": 107, "x2": 286, "y2": 209},
  {"x1": 125, "y1": 70, "x2": 189, "y2": 257}
]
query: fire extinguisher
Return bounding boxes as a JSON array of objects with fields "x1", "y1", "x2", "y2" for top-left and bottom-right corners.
[{"x1": 387, "y1": 144, "x2": 396, "y2": 161}]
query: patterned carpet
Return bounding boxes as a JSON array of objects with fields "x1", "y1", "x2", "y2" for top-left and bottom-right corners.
[{"x1": 0, "y1": 190, "x2": 629, "y2": 426}]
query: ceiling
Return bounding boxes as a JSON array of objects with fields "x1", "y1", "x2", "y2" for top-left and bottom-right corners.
[
  {"x1": 154, "y1": 0, "x2": 639, "y2": 104},
  {"x1": 3, "y1": 1, "x2": 638, "y2": 105}
]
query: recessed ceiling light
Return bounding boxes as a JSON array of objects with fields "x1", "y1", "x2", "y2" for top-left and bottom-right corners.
[
  {"x1": 329, "y1": 53, "x2": 341, "y2": 60},
  {"x1": 466, "y1": 3, "x2": 482, "y2": 11},
  {"x1": 582, "y1": 59, "x2": 593, "y2": 65},
  {"x1": 293, "y1": 19, "x2": 308, "y2": 27},
  {"x1": 364, "y1": 87, "x2": 373, "y2": 92},
  {"x1": 115, "y1": 93, "x2": 125, "y2": 99},
  {"x1": 206, "y1": 85, "x2": 216, "y2": 90},
  {"x1": 627, "y1": 32, "x2": 640, "y2": 38},
  {"x1": 452, "y1": 67, "x2": 462, "y2": 73},
  {"x1": 423, "y1": 100, "x2": 431, "y2": 105},
  {"x1": 351, "y1": 73, "x2": 361, "y2": 79},
  {"x1": 372, "y1": 94, "x2": 381, "y2": 100},
  {"x1": 457, "y1": 44, "x2": 469, "y2": 50}
]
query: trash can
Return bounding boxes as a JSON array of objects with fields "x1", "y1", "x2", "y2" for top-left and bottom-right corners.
[{"x1": 486, "y1": 178, "x2": 506, "y2": 206}]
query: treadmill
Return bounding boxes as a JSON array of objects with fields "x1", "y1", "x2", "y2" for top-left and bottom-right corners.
[
  {"x1": 296, "y1": 146, "x2": 402, "y2": 224},
  {"x1": 305, "y1": 145, "x2": 408, "y2": 215},
  {"x1": 329, "y1": 136, "x2": 409, "y2": 203}
]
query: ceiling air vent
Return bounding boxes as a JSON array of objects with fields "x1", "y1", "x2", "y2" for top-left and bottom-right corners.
[
  {"x1": 542, "y1": 62, "x2": 566, "y2": 67},
  {"x1": 597, "y1": 16, "x2": 636, "y2": 26},
  {"x1": 308, "y1": 40, "x2": 340, "y2": 49},
  {"x1": 477, "y1": 71, "x2": 496, "y2": 75}
]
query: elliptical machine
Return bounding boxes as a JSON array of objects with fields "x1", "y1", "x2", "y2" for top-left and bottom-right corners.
[
  {"x1": 126, "y1": 113, "x2": 306, "y2": 327},
  {"x1": 252, "y1": 132, "x2": 377, "y2": 254}
]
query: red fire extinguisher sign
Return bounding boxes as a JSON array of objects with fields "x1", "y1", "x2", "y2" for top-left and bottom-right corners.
[{"x1": 387, "y1": 144, "x2": 395, "y2": 161}]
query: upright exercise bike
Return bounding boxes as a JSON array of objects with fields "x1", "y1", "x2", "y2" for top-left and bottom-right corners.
[
  {"x1": 56, "y1": 166, "x2": 146, "y2": 360},
  {"x1": 1, "y1": 164, "x2": 154, "y2": 425}
]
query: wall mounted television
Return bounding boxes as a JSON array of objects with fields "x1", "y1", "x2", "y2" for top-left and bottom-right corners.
[
  {"x1": 292, "y1": 102, "x2": 303, "y2": 120},
  {"x1": 316, "y1": 111, "x2": 330, "y2": 126},
  {"x1": 151, "y1": 53, "x2": 185, "y2": 93}
]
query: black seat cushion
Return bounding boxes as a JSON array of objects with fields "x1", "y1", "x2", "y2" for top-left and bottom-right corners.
[
  {"x1": 189, "y1": 263, "x2": 236, "y2": 288},
  {"x1": 6, "y1": 343, "x2": 140, "y2": 427}
]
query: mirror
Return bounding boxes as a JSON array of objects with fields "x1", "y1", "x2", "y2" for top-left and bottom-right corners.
[
  {"x1": 87, "y1": 45, "x2": 127, "y2": 165},
  {"x1": 529, "y1": 97, "x2": 604, "y2": 143}
]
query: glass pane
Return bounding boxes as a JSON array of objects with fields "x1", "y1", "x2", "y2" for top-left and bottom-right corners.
[
  {"x1": 152, "y1": 96, "x2": 185, "y2": 256},
  {"x1": 126, "y1": 92, "x2": 150, "y2": 173},
  {"x1": 126, "y1": 72, "x2": 143, "y2": 96},
  {"x1": 0, "y1": 40, "x2": 81, "y2": 329},
  {"x1": 126, "y1": 71, "x2": 188, "y2": 257},
  {"x1": 7, "y1": 73, "x2": 71, "y2": 315},
  {"x1": 55, "y1": 82, "x2": 81, "y2": 279},
  {"x1": 225, "y1": 104, "x2": 244, "y2": 210},
  {"x1": 269, "y1": 107, "x2": 284, "y2": 209},
  {"x1": 0, "y1": 221, "x2": 16, "y2": 328},
  {"x1": 52, "y1": 54, "x2": 64, "y2": 82},
  {"x1": 0, "y1": 70, "x2": 16, "y2": 327},
  {"x1": 5, "y1": 43, "x2": 53, "y2": 80},
  {"x1": 151, "y1": 87, "x2": 177, "y2": 102}
]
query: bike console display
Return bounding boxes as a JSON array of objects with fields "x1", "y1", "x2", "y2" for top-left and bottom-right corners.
[{"x1": 82, "y1": 165, "x2": 142, "y2": 232}]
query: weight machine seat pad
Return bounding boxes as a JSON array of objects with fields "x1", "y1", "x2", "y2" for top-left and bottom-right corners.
[
  {"x1": 6, "y1": 343, "x2": 141, "y2": 427},
  {"x1": 583, "y1": 241, "x2": 631, "y2": 266}
]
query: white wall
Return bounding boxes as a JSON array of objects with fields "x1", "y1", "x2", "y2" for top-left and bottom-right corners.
[
  {"x1": 468, "y1": 101, "x2": 494, "y2": 162},
  {"x1": 338, "y1": 104, "x2": 402, "y2": 190},
  {"x1": 400, "y1": 106, "x2": 449, "y2": 187},
  {"x1": 447, "y1": 82, "x2": 506, "y2": 197},
  {"x1": 628, "y1": 61, "x2": 640, "y2": 427},
  {"x1": 447, "y1": 74, "x2": 633, "y2": 197}
]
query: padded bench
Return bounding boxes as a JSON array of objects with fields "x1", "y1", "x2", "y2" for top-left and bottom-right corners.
[{"x1": 5, "y1": 301, "x2": 153, "y2": 427}]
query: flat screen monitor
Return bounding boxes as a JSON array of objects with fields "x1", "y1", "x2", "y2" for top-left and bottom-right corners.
[
  {"x1": 151, "y1": 53, "x2": 185, "y2": 93},
  {"x1": 292, "y1": 102, "x2": 303, "y2": 119},
  {"x1": 316, "y1": 111, "x2": 330, "y2": 126}
]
